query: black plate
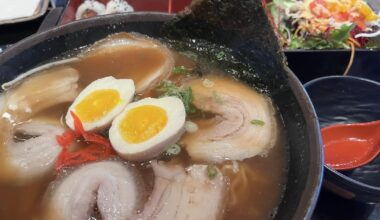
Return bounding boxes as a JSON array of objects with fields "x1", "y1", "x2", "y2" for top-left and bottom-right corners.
[{"x1": 286, "y1": 49, "x2": 380, "y2": 84}]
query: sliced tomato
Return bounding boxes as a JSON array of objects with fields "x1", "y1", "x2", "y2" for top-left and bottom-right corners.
[
  {"x1": 310, "y1": 0, "x2": 330, "y2": 19},
  {"x1": 333, "y1": 12, "x2": 350, "y2": 22},
  {"x1": 353, "y1": 16, "x2": 367, "y2": 30}
]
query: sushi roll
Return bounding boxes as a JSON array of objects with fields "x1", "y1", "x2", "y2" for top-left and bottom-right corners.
[
  {"x1": 75, "y1": 0, "x2": 106, "y2": 20},
  {"x1": 105, "y1": 0, "x2": 134, "y2": 14}
]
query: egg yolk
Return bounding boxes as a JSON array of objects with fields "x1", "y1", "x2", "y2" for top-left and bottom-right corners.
[
  {"x1": 119, "y1": 105, "x2": 168, "y2": 144},
  {"x1": 75, "y1": 89, "x2": 120, "y2": 122}
]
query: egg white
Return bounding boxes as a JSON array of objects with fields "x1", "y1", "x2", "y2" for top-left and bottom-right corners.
[
  {"x1": 65, "y1": 76, "x2": 135, "y2": 131},
  {"x1": 109, "y1": 97, "x2": 186, "y2": 161}
]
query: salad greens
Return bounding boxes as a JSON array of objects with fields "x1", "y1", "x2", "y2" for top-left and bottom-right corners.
[{"x1": 266, "y1": 0, "x2": 380, "y2": 49}]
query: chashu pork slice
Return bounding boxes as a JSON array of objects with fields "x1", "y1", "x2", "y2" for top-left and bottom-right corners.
[
  {"x1": 47, "y1": 161, "x2": 146, "y2": 220},
  {"x1": 3, "y1": 66, "x2": 79, "y2": 122},
  {"x1": 136, "y1": 161, "x2": 227, "y2": 220},
  {"x1": 0, "y1": 67, "x2": 80, "y2": 183},
  {"x1": 75, "y1": 32, "x2": 174, "y2": 94},
  {"x1": 0, "y1": 121, "x2": 64, "y2": 183},
  {"x1": 181, "y1": 75, "x2": 278, "y2": 163}
]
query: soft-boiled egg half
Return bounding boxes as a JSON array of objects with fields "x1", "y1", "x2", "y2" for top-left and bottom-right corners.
[
  {"x1": 109, "y1": 97, "x2": 186, "y2": 161},
  {"x1": 65, "y1": 76, "x2": 135, "y2": 131}
]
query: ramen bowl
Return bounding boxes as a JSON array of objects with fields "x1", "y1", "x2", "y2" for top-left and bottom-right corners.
[{"x1": 0, "y1": 9, "x2": 323, "y2": 219}]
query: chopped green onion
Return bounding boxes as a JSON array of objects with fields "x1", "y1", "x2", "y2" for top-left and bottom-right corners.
[
  {"x1": 165, "y1": 144, "x2": 181, "y2": 156},
  {"x1": 157, "y1": 80, "x2": 196, "y2": 114},
  {"x1": 215, "y1": 51, "x2": 227, "y2": 60},
  {"x1": 181, "y1": 87, "x2": 196, "y2": 113},
  {"x1": 100, "y1": 129, "x2": 110, "y2": 137},
  {"x1": 202, "y1": 78, "x2": 214, "y2": 88},
  {"x1": 206, "y1": 165, "x2": 218, "y2": 179},
  {"x1": 212, "y1": 91, "x2": 224, "y2": 105},
  {"x1": 133, "y1": 95, "x2": 141, "y2": 102},
  {"x1": 250, "y1": 119, "x2": 265, "y2": 126},
  {"x1": 185, "y1": 121, "x2": 199, "y2": 133},
  {"x1": 172, "y1": 66, "x2": 189, "y2": 75}
]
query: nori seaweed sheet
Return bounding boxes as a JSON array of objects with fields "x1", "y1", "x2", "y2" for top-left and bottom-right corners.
[{"x1": 162, "y1": 0, "x2": 289, "y2": 95}]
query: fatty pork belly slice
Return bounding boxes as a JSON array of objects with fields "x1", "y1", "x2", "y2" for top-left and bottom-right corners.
[
  {"x1": 138, "y1": 161, "x2": 227, "y2": 220},
  {"x1": 182, "y1": 75, "x2": 278, "y2": 163},
  {"x1": 76, "y1": 32, "x2": 175, "y2": 94},
  {"x1": 3, "y1": 66, "x2": 79, "y2": 122},
  {"x1": 49, "y1": 161, "x2": 145, "y2": 220},
  {"x1": 4, "y1": 121, "x2": 64, "y2": 182}
]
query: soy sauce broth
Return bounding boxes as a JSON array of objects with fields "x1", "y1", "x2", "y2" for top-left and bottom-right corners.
[{"x1": 0, "y1": 35, "x2": 288, "y2": 220}]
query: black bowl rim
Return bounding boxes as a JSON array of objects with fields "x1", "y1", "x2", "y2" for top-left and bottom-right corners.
[
  {"x1": 305, "y1": 75, "x2": 380, "y2": 194},
  {"x1": 0, "y1": 12, "x2": 324, "y2": 219},
  {"x1": 285, "y1": 48, "x2": 380, "y2": 53}
]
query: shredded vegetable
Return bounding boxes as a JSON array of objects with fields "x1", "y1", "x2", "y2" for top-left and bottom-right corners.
[
  {"x1": 55, "y1": 111, "x2": 115, "y2": 171},
  {"x1": 266, "y1": 0, "x2": 380, "y2": 49}
]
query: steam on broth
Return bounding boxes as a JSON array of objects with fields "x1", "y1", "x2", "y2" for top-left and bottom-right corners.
[{"x1": 0, "y1": 32, "x2": 287, "y2": 220}]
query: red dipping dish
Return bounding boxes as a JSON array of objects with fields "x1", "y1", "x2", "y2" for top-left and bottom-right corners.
[{"x1": 59, "y1": 0, "x2": 192, "y2": 25}]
